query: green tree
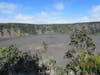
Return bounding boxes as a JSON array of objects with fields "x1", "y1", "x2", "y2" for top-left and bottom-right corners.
[
  {"x1": 0, "y1": 45, "x2": 50, "y2": 75},
  {"x1": 42, "y1": 41, "x2": 48, "y2": 53},
  {"x1": 0, "y1": 45, "x2": 21, "y2": 74},
  {"x1": 65, "y1": 27, "x2": 97, "y2": 75},
  {"x1": 65, "y1": 27, "x2": 96, "y2": 59}
]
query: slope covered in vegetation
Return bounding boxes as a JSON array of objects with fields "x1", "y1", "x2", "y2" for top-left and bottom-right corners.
[{"x1": 0, "y1": 22, "x2": 100, "y2": 37}]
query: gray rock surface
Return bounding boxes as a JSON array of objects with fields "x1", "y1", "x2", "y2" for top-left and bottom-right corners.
[{"x1": 0, "y1": 34, "x2": 100, "y2": 67}]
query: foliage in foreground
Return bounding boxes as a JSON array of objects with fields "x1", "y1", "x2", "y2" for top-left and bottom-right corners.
[
  {"x1": 0, "y1": 45, "x2": 49, "y2": 75},
  {"x1": 66, "y1": 53, "x2": 100, "y2": 75},
  {"x1": 65, "y1": 27, "x2": 96, "y2": 59},
  {"x1": 0, "y1": 44, "x2": 66, "y2": 75},
  {"x1": 56, "y1": 66, "x2": 65, "y2": 75},
  {"x1": 65, "y1": 27, "x2": 100, "y2": 75}
]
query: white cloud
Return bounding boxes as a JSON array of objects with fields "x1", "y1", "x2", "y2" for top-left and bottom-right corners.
[
  {"x1": 1, "y1": 4, "x2": 100, "y2": 24},
  {"x1": 38, "y1": 11, "x2": 49, "y2": 17},
  {"x1": 0, "y1": 13, "x2": 93, "y2": 24},
  {"x1": 75, "y1": 16, "x2": 90, "y2": 22},
  {"x1": 73, "y1": 5, "x2": 100, "y2": 23},
  {"x1": 92, "y1": 5, "x2": 100, "y2": 14},
  {"x1": 0, "y1": 12, "x2": 69, "y2": 24},
  {"x1": 0, "y1": 2, "x2": 18, "y2": 14},
  {"x1": 0, "y1": 2, "x2": 70, "y2": 24},
  {"x1": 15, "y1": 14, "x2": 34, "y2": 21},
  {"x1": 54, "y1": 2, "x2": 64, "y2": 11},
  {"x1": 91, "y1": 5, "x2": 100, "y2": 20}
]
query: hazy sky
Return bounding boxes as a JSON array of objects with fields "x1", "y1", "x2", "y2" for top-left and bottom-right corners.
[{"x1": 0, "y1": 0, "x2": 100, "y2": 24}]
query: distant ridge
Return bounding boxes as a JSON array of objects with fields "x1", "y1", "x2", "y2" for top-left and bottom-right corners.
[{"x1": 0, "y1": 21, "x2": 100, "y2": 38}]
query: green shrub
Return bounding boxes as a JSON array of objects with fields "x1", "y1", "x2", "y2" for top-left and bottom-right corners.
[{"x1": 56, "y1": 66, "x2": 65, "y2": 75}]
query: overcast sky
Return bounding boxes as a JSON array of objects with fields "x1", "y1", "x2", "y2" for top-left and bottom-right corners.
[{"x1": 0, "y1": 0, "x2": 100, "y2": 24}]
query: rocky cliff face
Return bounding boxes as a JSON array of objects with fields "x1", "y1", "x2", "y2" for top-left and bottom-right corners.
[
  {"x1": 0, "y1": 28, "x2": 19, "y2": 38},
  {"x1": 0, "y1": 22, "x2": 100, "y2": 38}
]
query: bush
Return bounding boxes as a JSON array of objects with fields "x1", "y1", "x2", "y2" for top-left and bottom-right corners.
[
  {"x1": 0, "y1": 45, "x2": 21, "y2": 74},
  {"x1": 66, "y1": 53, "x2": 100, "y2": 75},
  {"x1": 56, "y1": 66, "x2": 65, "y2": 75},
  {"x1": 65, "y1": 28, "x2": 100, "y2": 75},
  {"x1": 0, "y1": 45, "x2": 49, "y2": 75}
]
